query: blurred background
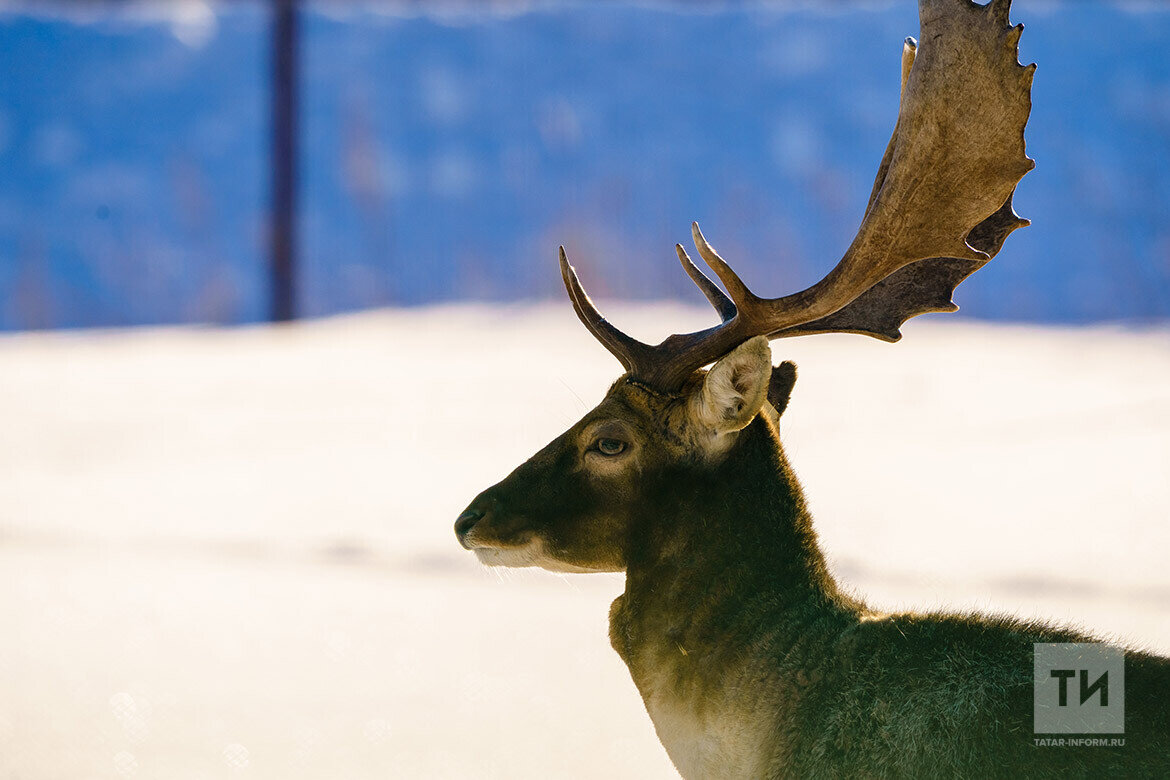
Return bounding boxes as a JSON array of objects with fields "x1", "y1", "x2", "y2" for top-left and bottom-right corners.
[
  {"x1": 2, "y1": 0, "x2": 1169, "y2": 329},
  {"x1": 1, "y1": 1, "x2": 1168, "y2": 778}
]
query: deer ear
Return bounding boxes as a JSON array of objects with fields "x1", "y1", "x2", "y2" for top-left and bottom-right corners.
[
  {"x1": 768, "y1": 361, "x2": 797, "y2": 419},
  {"x1": 690, "y1": 336, "x2": 772, "y2": 434}
]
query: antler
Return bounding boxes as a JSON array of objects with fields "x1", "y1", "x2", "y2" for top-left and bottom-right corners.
[{"x1": 560, "y1": 0, "x2": 1035, "y2": 392}]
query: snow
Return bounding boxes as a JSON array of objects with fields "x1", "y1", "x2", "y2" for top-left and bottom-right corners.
[{"x1": 1, "y1": 304, "x2": 1167, "y2": 778}]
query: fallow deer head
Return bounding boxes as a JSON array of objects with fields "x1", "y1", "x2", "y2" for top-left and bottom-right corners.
[{"x1": 456, "y1": 0, "x2": 1034, "y2": 573}]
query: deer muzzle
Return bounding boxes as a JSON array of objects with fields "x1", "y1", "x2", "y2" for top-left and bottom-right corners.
[{"x1": 454, "y1": 508, "x2": 485, "y2": 549}]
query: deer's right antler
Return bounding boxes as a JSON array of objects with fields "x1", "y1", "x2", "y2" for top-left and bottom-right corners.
[{"x1": 560, "y1": 0, "x2": 1035, "y2": 392}]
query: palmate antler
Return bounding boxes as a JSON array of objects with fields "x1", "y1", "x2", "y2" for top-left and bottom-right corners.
[{"x1": 559, "y1": 0, "x2": 1035, "y2": 392}]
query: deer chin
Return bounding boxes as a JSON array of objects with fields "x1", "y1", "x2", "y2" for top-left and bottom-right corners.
[
  {"x1": 473, "y1": 544, "x2": 542, "y2": 568},
  {"x1": 473, "y1": 539, "x2": 599, "y2": 574}
]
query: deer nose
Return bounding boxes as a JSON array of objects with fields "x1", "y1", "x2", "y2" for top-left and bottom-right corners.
[{"x1": 454, "y1": 508, "x2": 485, "y2": 548}]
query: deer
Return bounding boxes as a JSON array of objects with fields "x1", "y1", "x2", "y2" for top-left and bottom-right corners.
[{"x1": 454, "y1": 1, "x2": 1170, "y2": 776}]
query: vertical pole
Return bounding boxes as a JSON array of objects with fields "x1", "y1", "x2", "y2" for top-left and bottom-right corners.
[{"x1": 270, "y1": 0, "x2": 298, "y2": 322}]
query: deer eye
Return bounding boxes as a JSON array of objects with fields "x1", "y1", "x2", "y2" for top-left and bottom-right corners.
[{"x1": 595, "y1": 438, "x2": 627, "y2": 456}]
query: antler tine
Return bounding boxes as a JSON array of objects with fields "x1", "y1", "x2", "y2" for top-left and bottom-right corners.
[
  {"x1": 900, "y1": 37, "x2": 916, "y2": 95},
  {"x1": 676, "y1": 243, "x2": 737, "y2": 323},
  {"x1": 558, "y1": 247, "x2": 648, "y2": 373},
  {"x1": 690, "y1": 222, "x2": 757, "y2": 308},
  {"x1": 987, "y1": 0, "x2": 1013, "y2": 26}
]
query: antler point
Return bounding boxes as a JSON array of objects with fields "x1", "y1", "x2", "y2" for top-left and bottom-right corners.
[{"x1": 988, "y1": 0, "x2": 1013, "y2": 25}]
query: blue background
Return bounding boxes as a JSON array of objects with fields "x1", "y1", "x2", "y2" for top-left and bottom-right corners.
[{"x1": 1, "y1": 1, "x2": 1168, "y2": 329}]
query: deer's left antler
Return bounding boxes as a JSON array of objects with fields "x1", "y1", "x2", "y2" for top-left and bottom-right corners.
[{"x1": 560, "y1": 0, "x2": 1035, "y2": 392}]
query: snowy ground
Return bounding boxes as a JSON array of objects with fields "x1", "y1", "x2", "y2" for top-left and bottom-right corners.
[{"x1": 1, "y1": 303, "x2": 1168, "y2": 779}]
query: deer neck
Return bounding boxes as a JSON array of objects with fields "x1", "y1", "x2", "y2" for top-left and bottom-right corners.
[
  {"x1": 609, "y1": 416, "x2": 858, "y2": 777},
  {"x1": 619, "y1": 415, "x2": 849, "y2": 626}
]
